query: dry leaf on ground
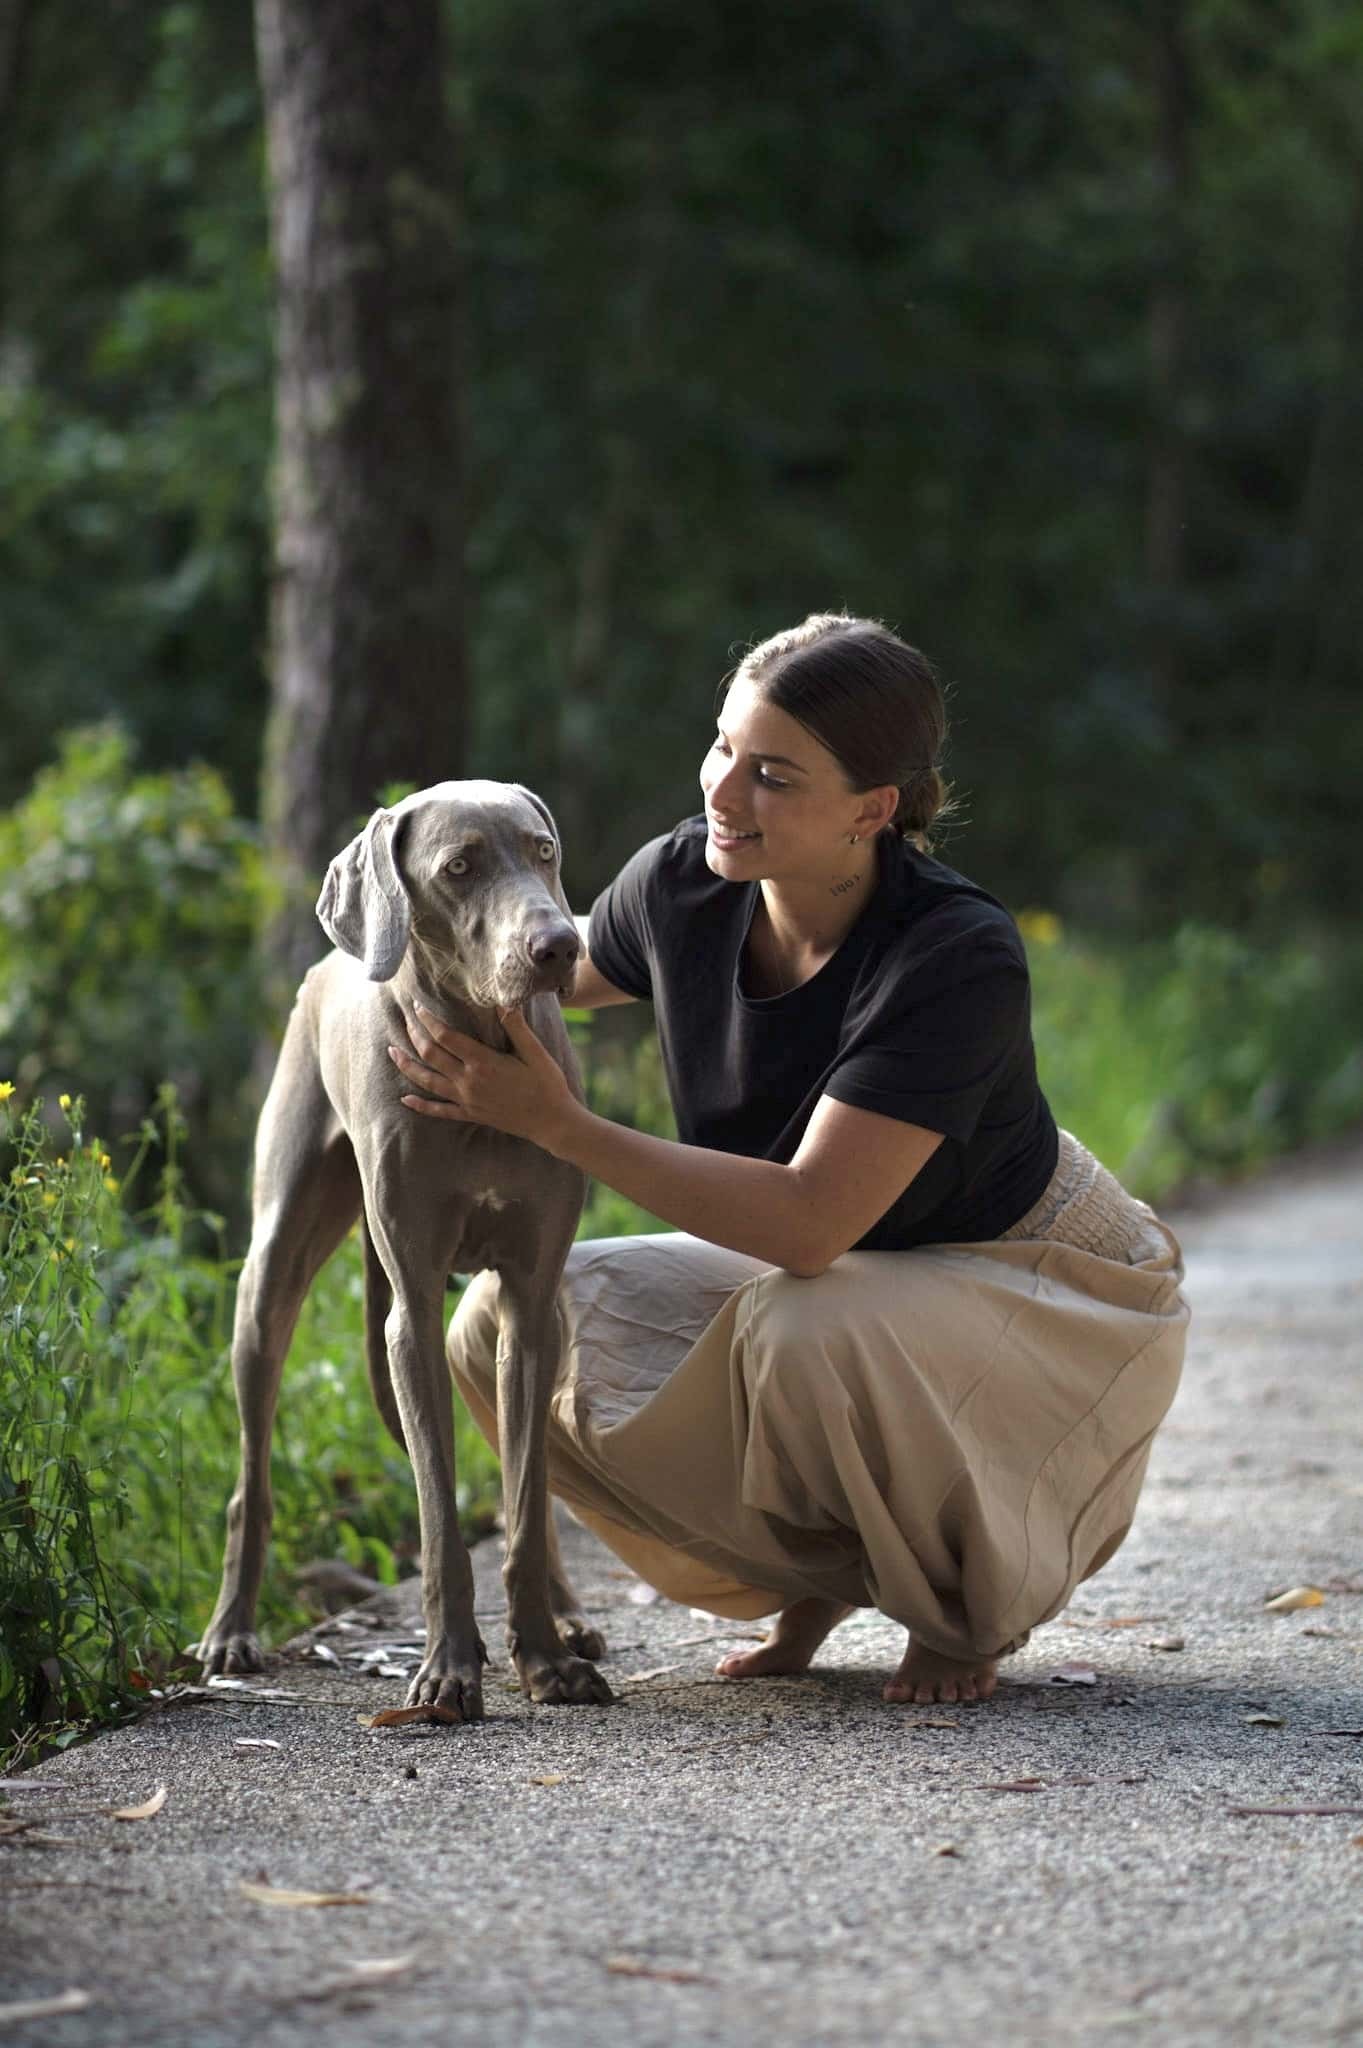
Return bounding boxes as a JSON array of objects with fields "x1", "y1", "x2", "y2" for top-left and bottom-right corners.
[
  {"x1": 621, "y1": 1666, "x2": 680, "y2": 1685},
  {"x1": 239, "y1": 1880, "x2": 371, "y2": 1908},
  {"x1": 233, "y1": 1739, "x2": 282, "y2": 1752},
  {"x1": 1242, "y1": 1713, "x2": 1286, "y2": 1727},
  {"x1": 0, "y1": 1988, "x2": 93, "y2": 2024},
  {"x1": 1263, "y1": 1587, "x2": 1325, "y2": 1613},
  {"x1": 1048, "y1": 1663, "x2": 1099, "y2": 1685},
  {"x1": 308, "y1": 1643, "x2": 341, "y2": 1666},
  {"x1": 604, "y1": 1957, "x2": 711, "y2": 1985},
  {"x1": 929, "y1": 1842, "x2": 961, "y2": 1857},
  {"x1": 528, "y1": 1774, "x2": 565, "y2": 1788},
  {"x1": 292, "y1": 1956, "x2": 415, "y2": 2002},
  {"x1": 1146, "y1": 1636, "x2": 1185, "y2": 1652},
  {"x1": 906, "y1": 1717, "x2": 960, "y2": 1730},
  {"x1": 356, "y1": 1705, "x2": 461, "y2": 1730},
  {"x1": 112, "y1": 1784, "x2": 167, "y2": 1822}
]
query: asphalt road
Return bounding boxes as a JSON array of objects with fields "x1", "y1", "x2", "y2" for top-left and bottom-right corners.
[{"x1": 2, "y1": 1142, "x2": 1361, "y2": 2046}]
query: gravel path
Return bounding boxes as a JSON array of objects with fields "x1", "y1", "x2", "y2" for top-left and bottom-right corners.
[{"x1": 2, "y1": 1143, "x2": 1360, "y2": 2046}]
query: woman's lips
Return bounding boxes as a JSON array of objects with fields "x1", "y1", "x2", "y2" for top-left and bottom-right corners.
[{"x1": 708, "y1": 819, "x2": 761, "y2": 849}]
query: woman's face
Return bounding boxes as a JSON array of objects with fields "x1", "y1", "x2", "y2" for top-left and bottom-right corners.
[{"x1": 699, "y1": 676, "x2": 883, "y2": 884}]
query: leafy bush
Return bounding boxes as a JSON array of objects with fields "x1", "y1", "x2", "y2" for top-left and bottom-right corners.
[
  {"x1": 0, "y1": 1088, "x2": 500, "y2": 1771},
  {"x1": 0, "y1": 724, "x2": 264, "y2": 1232}
]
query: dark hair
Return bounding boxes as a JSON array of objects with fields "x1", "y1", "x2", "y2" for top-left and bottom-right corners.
[{"x1": 721, "y1": 612, "x2": 953, "y2": 849}]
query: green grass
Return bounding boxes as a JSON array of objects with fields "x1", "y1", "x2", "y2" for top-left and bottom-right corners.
[{"x1": 3, "y1": 919, "x2": 1362, "y2": 1768}]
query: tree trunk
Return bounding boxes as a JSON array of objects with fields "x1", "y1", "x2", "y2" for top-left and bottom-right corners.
[
  {"x1": 1145, "y1": 0, "x2": 1193, "y2": 709},
  {"x1": 254, "y1": 0, "x2": 466, "y2": 1011}
]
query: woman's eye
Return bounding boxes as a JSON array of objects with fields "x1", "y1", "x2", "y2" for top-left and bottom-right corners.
[
  {"x1": 758, "y1": 771, "x2": 789, "y2": 789},
  {"x1": 538, "y1": 840, "x2": 557, "y2": 862},
  {"x1": 446, "y1": 857, "x2": 469, "y2": 876}
]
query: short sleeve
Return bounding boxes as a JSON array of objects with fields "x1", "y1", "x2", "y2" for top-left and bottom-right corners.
[
  {"x1": 586, "y1": 834, "x2": 670, "y2": 1001},
  {"x1": 824, "y1": 947, "x2": 1031, "y2": 1146}
]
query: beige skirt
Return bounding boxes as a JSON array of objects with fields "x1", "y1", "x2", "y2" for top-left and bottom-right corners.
[{"x1": 446, "y1": 1131, "x2": 1190, "y2": 1661}]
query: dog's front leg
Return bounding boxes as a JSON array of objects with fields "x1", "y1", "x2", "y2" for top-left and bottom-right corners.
[
  {"x1": 375, "y1": 1252, "x2": 486, "y2": 1721},
  {"x1": 496, "y1": 1272, "x2": 613, "y2": 1706}
]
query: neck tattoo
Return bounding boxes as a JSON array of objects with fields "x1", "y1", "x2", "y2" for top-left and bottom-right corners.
[{"x1": 829, "y1": 870, "x2": 861, "y2": 898}]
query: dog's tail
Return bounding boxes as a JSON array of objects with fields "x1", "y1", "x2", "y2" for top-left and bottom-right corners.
[{"x1": 362, "y1": 1218, "x2": 407, "y2": 1455}]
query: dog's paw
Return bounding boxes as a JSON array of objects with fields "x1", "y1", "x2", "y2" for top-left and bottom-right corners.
[
  {"x1": 194, "y1": 1627, "x2": 265, "y2": 1677},
  {"x1": 555, "y1": 1614, "x2": 607, "y2": 1663},
  {"x1": 404, "y1": 1640, "x2": 486, "y2": 1723},
  {"x1": 517, "y1": 1645, "x2": 615, "y2": 1707}
]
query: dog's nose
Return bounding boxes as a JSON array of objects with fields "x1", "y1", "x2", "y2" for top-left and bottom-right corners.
[{"x1": 526, "y1": 928, "x2": 580, "y2": 973}]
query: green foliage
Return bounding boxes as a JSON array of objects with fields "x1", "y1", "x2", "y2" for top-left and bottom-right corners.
[
  {"x1": 1025, "y1": 916, "x2": 1363, "y2": 1195},
  {"x1": 0, "y1": 1089, "x2": 499, "y2": 1772},
  {"x1": 3, "y1": 0, "x2": 1363, "y2": 927},
  {"x1": 0, "y1": 725, "x2": 263, "y2": 1227}
]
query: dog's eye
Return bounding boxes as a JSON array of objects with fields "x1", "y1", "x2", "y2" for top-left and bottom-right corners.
[
  {"x1": 538, "y1": 840, "x2": 557, "y2": 862},
  {"x1": 446, "y1": 857, "x2": 469, "y2": 877}
]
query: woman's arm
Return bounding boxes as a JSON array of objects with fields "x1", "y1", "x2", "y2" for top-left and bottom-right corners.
[
  {"x1": 568, "y1": 918, "x2": 639, "y2": 1010},
  {"x1": 390, "y1": 1007, "x2": 942, "y2": 1276}
]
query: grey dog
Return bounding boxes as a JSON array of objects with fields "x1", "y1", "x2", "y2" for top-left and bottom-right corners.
[{"x1": 194, "y1": 780, "x2": 612, "y2": 1720}]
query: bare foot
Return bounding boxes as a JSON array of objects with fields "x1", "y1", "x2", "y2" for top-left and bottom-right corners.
[
  {"x1": 883, "y1": 1638, "x2": 998, "y2": 1706},
  {"x1": 715, "y1": 1597, "x2": 853, "y2": 1679}
]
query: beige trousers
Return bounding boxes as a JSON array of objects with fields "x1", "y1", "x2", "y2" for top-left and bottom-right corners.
[{"x1": 446, "y1": 1132, "x2": 1190, "y2": 1661}]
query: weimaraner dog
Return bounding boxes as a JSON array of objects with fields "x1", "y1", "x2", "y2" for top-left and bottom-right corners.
[{"x1": 194, "y1": 781, "x2": 611, "y2": 1721}]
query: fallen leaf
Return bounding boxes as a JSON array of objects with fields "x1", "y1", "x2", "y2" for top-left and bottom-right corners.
[
  {"x1": 308, "y1": 1643, "x2": 341, "y2": 1666},
  {"x1": 604, "y1": 1956, "x2": 711, "y2": 1984},
  {"x1": 627, "y1": 1583, "x2": 661, "y2": 1606},
  {"x1": 621, "y1": 1666, "x2": 680, "y2": 1685},
  {"x1": 205, "y1": 1679, "x2": 302, "y2": 1699},
  {"x1": 356, "y1": 1705, "x2": 461, "y2": 1729},
  {"x1": 239, "y1": 1880, "x2": 371, "y2": 1908},
  {"x1": 112, "y1": 1784, "x2": 167, "y2": 1822},
  {"x1": 929, "y1": 1842, "x2": 961, "y2": 1857},
  {"x1": 1146, "y1": 1636, "x2": 1185, "y2": 1652},
  {"x1": 233, "y1": 1739, "x2": 283, "y2": 1752},
  {"x1": 1090, "y1": 1616, "x2": 1164, "y2": 1630},
  {"x1": 1241, "y1": 1713, "x2": 1286, "y2": 1728},
  {"x1": 672, "y1": 1629, "x2": 765, "y2": 1648},
  {"x1": 1228, "y1": 1804, "x2": 1363, "y2": 1818},
  {"x1": 292, "y1": 1955, "x2": 416, "y2": 2003},
  {"x1": 528, "y1": 1774, "x2": 565, "y2": 1787},
  {"x1": 978, "y1": 1778, "x2": 1049, "y2": 1792},
  {"x1": 906, "y1": 1717, "x2": 960, "y2": 1730},
  {"x1": 1263, "y1": 1586, "x2": 1325, "y2": 1614},
  {"x1": 1300, "y1": 1626, "x2": 1338, "y2": 1639},
  {"x1": 1048, "y1": 1663, "x2": 1099, "y2": 1686},
  {"x1": 0, "y1": 1988, "x2": 93, "y2": 2023}
]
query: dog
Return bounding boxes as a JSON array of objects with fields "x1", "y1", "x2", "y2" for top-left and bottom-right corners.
[{"x1": 194, "y1": 780, "x2": 611, "y2": 1720}]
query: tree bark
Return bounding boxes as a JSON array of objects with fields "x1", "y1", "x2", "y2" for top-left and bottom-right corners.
[{"x1": 254, "y1": 0, "x2": 466, "y2": 1009}]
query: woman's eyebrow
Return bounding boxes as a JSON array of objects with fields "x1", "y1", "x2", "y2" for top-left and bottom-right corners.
[{"x1": 715, "y1": 724, "x2": 811, "y2": 773}]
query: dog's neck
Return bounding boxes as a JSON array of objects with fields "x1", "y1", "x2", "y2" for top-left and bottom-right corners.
[{"x1": 389, "y1": 946, "x2": 512, "y2": 1051}]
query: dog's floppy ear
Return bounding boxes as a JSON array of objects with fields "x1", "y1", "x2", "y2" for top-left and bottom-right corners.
[
  {"x1": 512, "y1": 783, "x2": 572, "y2": 915},
  {"x1": 316, "y1": 808, "x2": 412, "y2": 981}
]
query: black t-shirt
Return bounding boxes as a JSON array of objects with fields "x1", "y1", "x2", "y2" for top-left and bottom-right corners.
[{"x1": 588, "y1": 816, "x2": 1059, "y2": 1251}]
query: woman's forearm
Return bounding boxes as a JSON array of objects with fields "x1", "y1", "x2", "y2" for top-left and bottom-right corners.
[{"x1": 545, "y1": 1100, "x2": 828, "y2": 1275}]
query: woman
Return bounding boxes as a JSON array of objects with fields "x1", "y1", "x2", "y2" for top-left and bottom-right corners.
[{"x1": 389, "y1": 613, "x2": 1190, "y2": 1705}]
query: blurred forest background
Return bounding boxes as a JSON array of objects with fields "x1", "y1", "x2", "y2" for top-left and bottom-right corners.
[{"x1": 2, "y1": 0, "x2": 1362, "y2": 1755}]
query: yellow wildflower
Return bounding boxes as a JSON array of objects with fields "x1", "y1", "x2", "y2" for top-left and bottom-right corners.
[
  {"x1": 42, "y1": 1191, "x2": 57, "y2": 1208},
  {"x1": 1017, "y1": 908, "x2": 1063, "y2": 949},
  {"x1": 59, "y1": 1093, "x2": 72, "y2": 1112},
  {"x1": 0, "y1": 1080, "x2": 14, "y2": 1102},
  {"x1": 104, "y1": 1176, "x2": 119, "y2": 1194}
]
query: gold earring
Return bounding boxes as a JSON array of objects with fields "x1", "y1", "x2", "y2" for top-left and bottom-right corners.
[{"x1": 849, "y1": 833, "x2": 858, "y2": 845}]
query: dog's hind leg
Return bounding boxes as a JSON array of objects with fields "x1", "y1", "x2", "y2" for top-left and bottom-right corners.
[
  {"x1": 196, "y1": 1062, "x2": 361, "y2": 1676},
  {"x1": 544, "y1": 1506, "x2": 606, "y2": 1663}
]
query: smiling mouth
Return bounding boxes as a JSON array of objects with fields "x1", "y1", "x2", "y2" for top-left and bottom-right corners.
[{"x1": 709, "y1": 822, "x2": 761, "y2": 844}]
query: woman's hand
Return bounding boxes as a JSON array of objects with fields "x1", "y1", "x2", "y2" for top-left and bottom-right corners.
[{"x1": 389, "y1": 1001, "x2": 578, "y2": 1152}]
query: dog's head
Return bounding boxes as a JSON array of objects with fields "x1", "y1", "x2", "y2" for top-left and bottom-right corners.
[{"x1": 316, "y1": 780, "x2": 580, "y2": 1008}]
